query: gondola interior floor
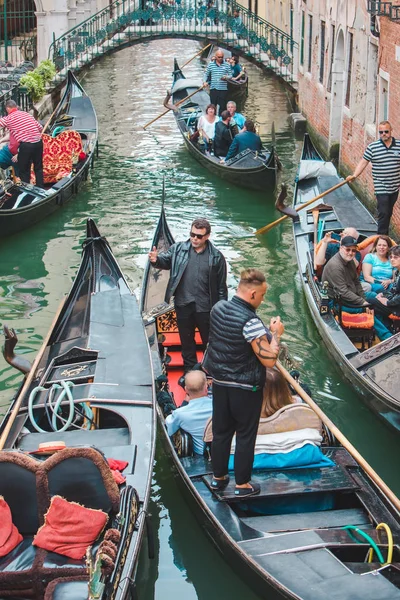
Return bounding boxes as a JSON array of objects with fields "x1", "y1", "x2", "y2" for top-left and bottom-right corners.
[{"x1": 162, "y1": 330, "x2": 203, "y2": 406}]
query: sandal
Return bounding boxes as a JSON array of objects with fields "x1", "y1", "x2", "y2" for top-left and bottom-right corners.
[
  {"x1": 234, "y1": 482, "x2": 260, "y2": 497},
  {"x1": 210, "y1": 475, "x2": 230, "y2": 491}
]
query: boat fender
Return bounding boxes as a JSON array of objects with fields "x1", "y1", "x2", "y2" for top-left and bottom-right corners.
[{"x1": 145, "y1": 513, "x2": 155, "y2": 560}]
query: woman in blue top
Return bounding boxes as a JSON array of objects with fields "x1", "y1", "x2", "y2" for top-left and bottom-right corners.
[{"x1": 361, "y1": 235, "x2": 395, "y2": 293}]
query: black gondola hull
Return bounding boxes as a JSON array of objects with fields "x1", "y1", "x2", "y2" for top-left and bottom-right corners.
[
  {"x1": 171, "y1": 59, "x2": 277, "y2": 192},
  {"x1": 293, "y1": 134, "x2": 400, "y2": 433},
  {"x1": 0, "y1": 71, "x2": 98, "y2": 238}
]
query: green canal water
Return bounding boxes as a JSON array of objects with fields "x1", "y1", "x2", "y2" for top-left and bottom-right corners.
[{"x1": 0, "y1": 39, "x2": 399, "y2": 599}]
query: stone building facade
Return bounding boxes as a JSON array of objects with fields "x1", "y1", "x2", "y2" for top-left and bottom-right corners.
[
  {"x1": 238, "y1": 0, "x2": 400, "y2": 232},
  {"x1": 35, "y1": 0, "x2": 110, "y2": 62}
]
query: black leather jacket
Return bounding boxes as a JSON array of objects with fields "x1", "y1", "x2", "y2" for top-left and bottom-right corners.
[
  {"x1": 154, "y1": 239, "x2": 227, "y2": 306},
  {"x1": 385, "y1": 270, "x2": 400, "y2": 309}
]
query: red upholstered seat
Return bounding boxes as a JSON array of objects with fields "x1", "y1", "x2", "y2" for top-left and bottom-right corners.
[
  {"x1": 31, "y1": 131, "x2": 83, "y2": 185},
  {"x1": 337, "y1": 312, "x2": 374, "y2": 329}
]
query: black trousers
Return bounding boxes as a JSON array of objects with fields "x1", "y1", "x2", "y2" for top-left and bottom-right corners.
[
  {"x1": 211, "y1": 382, "x2": 263, "y2": 485},
  {"x1": 19, "y1": 140, "x2": 44, "y2": 188},
  {"x1": 175, "y1": 302, "x2": 210, "y2": 372},
  {"x1": 376, "y1": 191, "x2": 398, "y2": 234},
  {"x1": 210, "y1": 89, "x2": 228, "y2": 115}
]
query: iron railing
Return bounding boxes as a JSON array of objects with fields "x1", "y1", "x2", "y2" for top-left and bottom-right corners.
[
  {"x1": 48, "y1": 0, "x2": 298, "y2": 82},
  {"x1": 0, "y1": 0, "x2": 37, "y2": 66},
  {"x1": 0, "y1": 84, "x2": 32, "y2": 115}
]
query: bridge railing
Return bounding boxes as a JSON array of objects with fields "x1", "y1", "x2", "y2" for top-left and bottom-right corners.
[{"x1": 48, "y1": 0, "x2": 297, "y2": 82}]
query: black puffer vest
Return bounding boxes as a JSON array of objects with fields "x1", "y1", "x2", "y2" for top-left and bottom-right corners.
[{"x1": 203, "y1": 296, "x2": 266, "y2": 389}]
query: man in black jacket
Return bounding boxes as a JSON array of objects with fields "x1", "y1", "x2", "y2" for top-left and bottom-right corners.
[
  {"x1": 149, "y1": 218, "x2": 227, "y2": 372},
  {"x1": 214, "y1": 110, "x2": 233, "y2": 158}
]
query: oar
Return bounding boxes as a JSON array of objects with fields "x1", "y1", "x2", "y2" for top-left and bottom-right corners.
[
  {"x1": 42, "y1": 103, "x2": 59, "y2": 135},
  {"x1": 180, "y1": 43, "x2": 212, "y2": 69},
  {"x1": 255, "y1": 178, "x2": 350, "y2": 236},
  {"x1": 276, "y1": 361, "x2": 400, "y2": 513},
  {"x1": 0, "y1": 297, "x2": 66, "y2": 451},
  {"x1": 143, "y1": 84, "x2": 206, "y2": 130},
  {"x1": 312, "y1": 208, "x2": 319, "y2": 270}
]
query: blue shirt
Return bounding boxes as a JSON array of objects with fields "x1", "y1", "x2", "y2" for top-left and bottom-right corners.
[
  {"x1": 226, "y1": 130, "x2": 262, "y2": 161},
  {"x1": 361, "y1": 253, "x2": 393, "y2": 282},
  {"x1": 165, "y1": 396, "x2": 212, "y2": 455},
  {"x1": 222, "y1": 112, "x2": 245, "y2": 129}
]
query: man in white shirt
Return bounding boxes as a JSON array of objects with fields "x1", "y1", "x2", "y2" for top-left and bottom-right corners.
[{"x1": 166, "y1": 370, "x2": 212, "y2": 455}]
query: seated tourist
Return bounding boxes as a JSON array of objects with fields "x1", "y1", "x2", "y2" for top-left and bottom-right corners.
[
  {"x1": 165, "y1": 370, "x2": 212, "y2": 455},
  {"x1": 197, "y1": 103, "x2": 218, "y2": 149},
  {"x1": 213, "y1": 110, "x2": 233, "y2": 158},
  {"x1": 0, "y1": 130, "x2": 19, "y2": 175},
  {"x1": 375, "y1": 245, "x2": 400, "y2": 316},
  {"x1": 361, "y1": 235, "x2": 394, "y2": 293},
  {"x1": 229, "y1": 56, "x2": 244, "y2": 81},
  {"x1": 226, "y1": 100, "x2": 245, "y2": 131},
  {"x1": 315, "y1": 228, "x2": 361, "y2": 267},
  {"x1": 223, "y1": 119, "x2": 262, "y2": 162},
  {"x1": 259, "y1": 367, "x2": 300, "y2": 421},
  {"x1": 322, "y1": 235, "x2": 392, "y2": 340},
  {"x1": 228, "y1": 368, "x2": 333, "y2": 471}
]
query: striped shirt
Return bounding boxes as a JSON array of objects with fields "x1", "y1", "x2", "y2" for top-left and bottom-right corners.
[
  {"x1": 204, "y1": 60, "x2": 231, "y2": 90},
  {"x1": 242, "y1": 317, "x2": 268, "y2": 342},
  {"x1": 363, "y1": 137, "x2": 400, "y2": 194},
  {"x1": 0, "y1": 109, "x2": 42, "y2": 144}
]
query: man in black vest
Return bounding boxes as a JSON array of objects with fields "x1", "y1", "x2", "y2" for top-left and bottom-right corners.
[
  {"x1": 203, "y1": 269, "x2": 284, "y2": 497},
  {"x1": 149, "y1": 217, "x2": 227, "y2": 373}
]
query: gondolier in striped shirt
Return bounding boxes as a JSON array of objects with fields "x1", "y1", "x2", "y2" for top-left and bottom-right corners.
[
  {"x1": 204, "y1": 49, "x2": 232, "y2": 115},
  {"x1": 0, "y1": 100, "x2": 43, "y2": 188},
  {"x1": 351, "y1": 121, "x2": 400, "y2": 234}
]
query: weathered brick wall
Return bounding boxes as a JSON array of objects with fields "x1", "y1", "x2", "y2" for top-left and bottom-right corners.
[{"x1": 378, "y1": 16, "x2": 400, "y2": 230}]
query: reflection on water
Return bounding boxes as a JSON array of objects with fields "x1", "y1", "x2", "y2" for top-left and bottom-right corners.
[{"x1": 0, "y1": 38, "x2": 400, "y2": 599}]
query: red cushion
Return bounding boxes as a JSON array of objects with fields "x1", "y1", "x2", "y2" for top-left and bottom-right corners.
[
  {"x1": 33, "y1": 495, "x2": 108, "y2": 559},
  {"x1": 339, "y1": 312, "x2": 374, "y2": 329},
  {"x1": 0, "y1": 496, "x2": 23, "y2": 557}
]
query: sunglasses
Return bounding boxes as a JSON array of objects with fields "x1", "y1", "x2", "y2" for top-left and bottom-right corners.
[
  {"x1": 190, "y1": 231, "x2": 207, "y2": 240},
  {"x1": 379, "y1": 130, "x2": 390, "y2": 134}
]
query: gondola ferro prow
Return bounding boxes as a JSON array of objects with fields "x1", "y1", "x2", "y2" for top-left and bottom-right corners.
[
  {"x1": 2, "y1": 325, "x2": 32, "y2": 375},
  {"x1": 274, "y1": 184, "x2": 299, "y2": 221}
]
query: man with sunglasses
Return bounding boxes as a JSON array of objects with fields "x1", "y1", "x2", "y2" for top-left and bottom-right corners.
[
  {"x1": 350, "y1": 121, "x2": 400, "y2": 235},
  {"x1": 149, "y1": 218, "x2": 227, "y2": 372},
  {"x1": 322, "y1": 236, "x2": 392, "y2": 341}
]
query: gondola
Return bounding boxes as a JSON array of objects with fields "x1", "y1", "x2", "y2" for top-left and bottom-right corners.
[
  {"x1": 290, "y1": 134, "x2": 400, "y2": 433},
  {"x1": 171, "y1": 59, "x2": 278, "y2": 192},
  {"x1": 0, "y1": 219, "x2": 155, "y2": 599},
  {"x1": 203, "y1": 45, "x2": 249, "y2": 112},
  {"x1": 0, "y1": 71, "x2": 98, "y2": 237},
  {"x1": 141, "y1": 205, "x2": 400, "y2": 600}
]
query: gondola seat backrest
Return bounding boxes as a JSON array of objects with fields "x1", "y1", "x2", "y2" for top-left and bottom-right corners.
[
  {"x1": 32, "y1": 131, "x2": 83, "y2": 185},
  {"x1": 203, "y1": 405, "x2": 322, "y2": 444},
  {"x1": 37, "y1": 447, "x2": 120, "y2": 517},
  {"x1": 0, "y1": 452, "x2": 40, "y2": 534},
  {"x1": 257, "y1": 404, "x2": 322, "y2": 435}
]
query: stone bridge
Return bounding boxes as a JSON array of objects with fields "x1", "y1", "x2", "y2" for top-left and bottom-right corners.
[{"x1": 48, "y1": 0, "x2": 298, "y2": 85}]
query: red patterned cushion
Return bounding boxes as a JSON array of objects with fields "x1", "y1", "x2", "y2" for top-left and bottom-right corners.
[
  {"x1": 339, "y1": 312, "x2": 374, "y2": 329},
  {"x1": 31, "y1": 131, "x2": 83, "y2": 184},
  {"x1": 33, "y1": 496, "x2": 108, "y2": 559},
  {"x1": 0, "y1": 496, "x2": 23, "y2": 557}
]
